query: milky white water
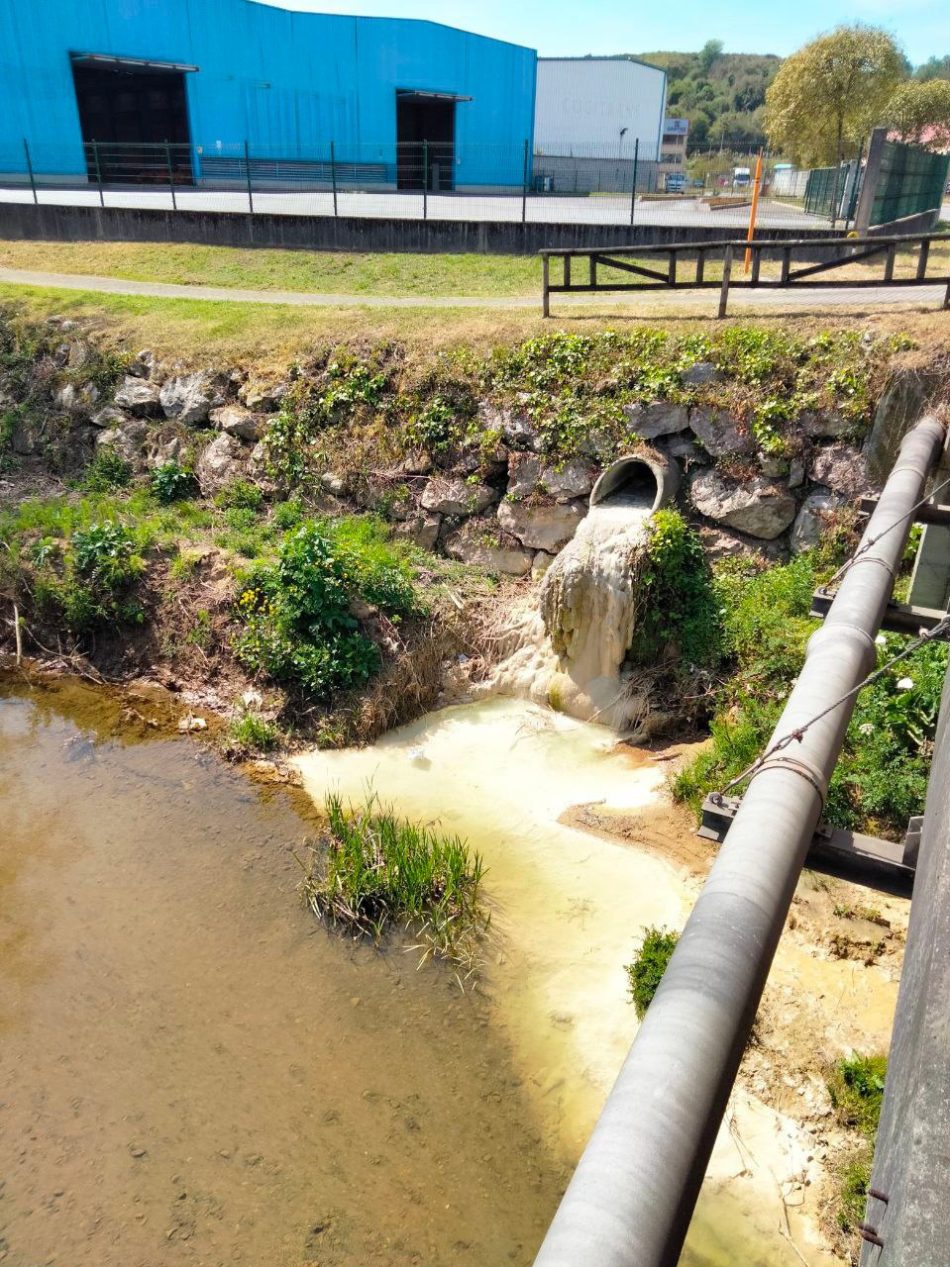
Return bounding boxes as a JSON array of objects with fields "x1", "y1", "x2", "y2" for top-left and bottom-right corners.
[
  {"x1": 489, "y1": 491, "x2": 658, "y2": 730},
  {"x1": 295, "y1": 697, "x2": 843, "y2": 1265}
]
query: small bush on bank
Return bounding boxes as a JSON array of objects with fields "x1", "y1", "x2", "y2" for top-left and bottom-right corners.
[
  {"x1": 626, "y1": 927, "x2": 679, "y2": 1019},
  {"x1": 229, "y1": 712, "x2": 279, "y2": 752},
  {"x1": 215, "y1": 478, "x2": 263, "y2": 511},
  {"x1": 151, "y1": 461, "x2": 197, "y2": 503},
  {"x1": 234, "y1": 520, "x2": 419, "y2": 700},
  {"x1": 30, "y1": 520, "x2": 146, "y2": 632},
  {"x1": 827, "y1": 1053, "x2": 887, "y2": 1137},
  {"x1": 298, "y1": 792, "x2": 488, "y2": 971},
  {"x1": 630, "y1": 510, "x2": 722, "y2": 670},
  {"x1": 81, "y1": 449, "x2": 132, "y2": 493}
]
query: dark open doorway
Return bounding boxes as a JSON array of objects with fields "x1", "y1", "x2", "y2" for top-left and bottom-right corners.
[
  {"x1": 396, "y1": 91, "x2": 455, "y2": 191},
  {"x1": 71, "y1": 58, "x2": 194, "y2": 185}
]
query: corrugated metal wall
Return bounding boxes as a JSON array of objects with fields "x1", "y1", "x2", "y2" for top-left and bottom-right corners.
[
  {"x1": 0, "y1": 0, "x2": 536, "y2": 186},
  {"x1": 533, "y1": 58, "x2": 666, "y2": 161}
]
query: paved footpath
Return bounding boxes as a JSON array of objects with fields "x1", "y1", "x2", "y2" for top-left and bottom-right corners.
[{"x1": 0, "y1": 265, "x2": 944, "y2": 316}]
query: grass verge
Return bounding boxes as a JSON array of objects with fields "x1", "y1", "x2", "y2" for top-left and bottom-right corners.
[
  {"x1": 0, "y1": 240, "x2": 542, "y2": 297},
  {"x1": 298, "y1": 792, "x2": 488, "y2": 975}
]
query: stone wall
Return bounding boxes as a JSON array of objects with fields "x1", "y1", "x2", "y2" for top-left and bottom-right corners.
[{"x1": 38, "y1": 336, "x2": 885, "y2": 575}]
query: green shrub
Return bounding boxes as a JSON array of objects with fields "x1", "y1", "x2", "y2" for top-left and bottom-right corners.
[
  {"x1": 151, "y1": 461, "x2": 197, "y2": 503},
  {"x1": 272, "y1": 496, "x2": 305, "y2": 529},
  {"x1": 229, "y1": 712, "x2": 279, "y2": 751},
  {"x1": 216, "y1": 478, "x2": 263, "y2": 510},
  {"x1": 234, "y1": 521, "x2": 418, "y2": 700},
  {"x1": 630, "y1": 509, "x2": 722, "y2": 670},
  {"x1": 30, "y1": 520, "x2": 146, "y2": 633},
  {"x1": 81, "y1": 449, "x2": 133, "y2": 492},
  {"x1": 835, "y1": 1154, "x2": 871, "y2": 1233},
  {"x1": 827, "y1": 1053, "x2": 887, "y2": 1136},
  {"x1": 72, "y1": 521, "x2": 143, "y2": 589},
  {"x1": 298, "y1": 792, "x2": 487, "y2": 968},
  {"x1": 626, "y1": 927, "x2": 679, "y2": 1019}
]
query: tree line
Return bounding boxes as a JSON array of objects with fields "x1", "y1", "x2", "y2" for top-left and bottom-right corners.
[{"x1": 621, "y1": 34, "x2": 950, "y2": 163}]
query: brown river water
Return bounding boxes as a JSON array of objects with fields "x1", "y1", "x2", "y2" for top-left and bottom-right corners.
[{"x1": 0, "y1": 678, "x2": 567, "y2": 1267}]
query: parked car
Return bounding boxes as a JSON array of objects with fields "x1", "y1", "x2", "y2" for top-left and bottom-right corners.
[{"x1": 664, "y1": 172, "x2": 687, "y2": 194}]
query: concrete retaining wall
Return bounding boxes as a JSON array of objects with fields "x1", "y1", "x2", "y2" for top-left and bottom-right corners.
[{"x1": 0, "y1": 202, "x2": 843, "y2": 256}]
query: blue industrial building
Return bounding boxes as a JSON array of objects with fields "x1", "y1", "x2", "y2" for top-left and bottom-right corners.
[{"x1": 0, "y1": 0, "x2": 537, "y2": 190}]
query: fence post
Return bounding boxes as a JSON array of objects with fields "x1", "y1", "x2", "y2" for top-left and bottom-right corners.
[
  {"x1": 916, "y1": 238, "x2": 931, "y2": 281},
  {"x1": 423, "y1": 140, "x2": 429, "y2": 221},
  {"x1": 22, "y1": 138, "x2": 37, "y2": 205},
  {"x1": 522, "y1": 138, "x2": 529, "y2": 225},
  {"x1": 717, "y1": 245, "x2": 733, "y2": 319},
  {"x1": 91, "y1": 139, "x2": 105, "y2": 208},
  {"x1": 629, "y1": 138, "x2": 639, "y2": 228},
  {"x1": 165, "y1": 141, "x2": 177, "y2": 212},
  {"x1": 852, "y1": 127, "x2": 886, "y2": 238},
  {"x1": 541, "y1": 254, "x2": 550, "y2": 318},
  {"x1": 330, "y1": 140, "x2": 338, "y2": 217},
  {"x1": 243, "y1": 139, "x2": 254, "y2": 215}
]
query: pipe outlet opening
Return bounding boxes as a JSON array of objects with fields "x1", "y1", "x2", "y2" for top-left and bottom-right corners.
[{"x1": 589, "y1": 455, "x2": 679, "y2": 512}]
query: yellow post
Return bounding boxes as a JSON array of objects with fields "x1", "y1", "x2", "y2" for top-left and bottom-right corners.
[{"x1": 743, "y1": 150, "x2": 764, "y2": 275}]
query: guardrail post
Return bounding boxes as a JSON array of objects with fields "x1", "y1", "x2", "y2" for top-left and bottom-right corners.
[
  {"x1": 717, "y1": 244, "x2": 733, "y2": 318},
  {"x1": 884, "y1": 242, "x2": 897, "y2": 283},
  {"x1": 243, "y1": 139, "x2": 254, "y2": 215},
  {"x1": 521, "y1": 138, "x2": 529, "y2": 225},
  {"x1": 330, "y1": 140, "x2": 338, "y2": 217},
  {"x1": 423, "y1": 140, "x2": 429, "y2": 221},
  {"x1": 91, "y1": 139, "x2": 105, "y2": 208},
  {"x1": 750, "y1": 244, "x2": 761, "y2": 285},
  {"x1": 589, "y1": 252, "x2": 597, "y2": 288},
  {"x1": 696, "y1": 248, "x2": 705, "y2": 284},
  {"x1": 22, "y1": 138, "x2": 37, "y2": 205},
  {"x1": 165, "y1": 140, "x2": 177, "y2": 211},
  {"x1": 780, "y1": 244, "x2": 792, "y2": 285},
  {"x1": 541, "y1": 254, "x2": 550, "y2": 318},
  {"x1": 629, "y1": 137, "x2": 639, "y2": 228},
  {"x1": 916, "y1": 238, "x2": 930, "y2": 281}
]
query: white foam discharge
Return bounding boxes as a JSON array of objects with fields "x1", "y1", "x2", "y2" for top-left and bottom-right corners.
[{"x1": 487, "y1": 487, "x2": 655, "y2": 731}]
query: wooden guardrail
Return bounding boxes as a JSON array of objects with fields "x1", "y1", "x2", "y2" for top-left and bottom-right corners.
[{"x1": 539, "y1": 231, "x2": 950, "y2": 318}]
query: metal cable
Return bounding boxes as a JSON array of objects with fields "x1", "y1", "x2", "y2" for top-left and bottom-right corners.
[{"x1": 818, "y1": 474, "x2": 950, "y2": 597}]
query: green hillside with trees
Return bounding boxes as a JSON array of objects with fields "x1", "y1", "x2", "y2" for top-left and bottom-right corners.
[
  {"x1": 619, "y1": 39, "x2": 950, "y2": 155},
  {"x1": 631, "y1": 42, "x2": 779, "y2": 147}
]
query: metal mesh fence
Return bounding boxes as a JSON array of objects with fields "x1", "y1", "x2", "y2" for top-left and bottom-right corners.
[
  {"x1": 871, "y1": 140, "x2": 950, "y2": 228},
  {"x1": 803, "y1": 164, "x2": 860, "y2": 222},
  {"x1": 0, "y1": 137, "x2": 833, "y2": 232}
]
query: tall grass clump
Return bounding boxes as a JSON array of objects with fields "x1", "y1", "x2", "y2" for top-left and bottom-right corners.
[
  {"x1": 625, "y1": 926, "x2": 679, "y2": 1019},
  {"x1": 298, "y1": 793, "x2": 488, "y2": 974},
  {"x1": 826, "y1": 1052, "x2": 887, "y2": 1237}
]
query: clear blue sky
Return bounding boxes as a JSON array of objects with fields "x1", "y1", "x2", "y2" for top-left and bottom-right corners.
[{"x1": 268, "y1": 0, "x2": 947, "y2": 66}]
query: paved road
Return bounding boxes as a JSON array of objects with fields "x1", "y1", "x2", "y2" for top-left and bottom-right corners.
[
  {"x1": 0, "y1": 184, "x2": 822, "y2": 231},
  {"x1": 0, "y1": 265, "x2": 944, "y2": 316}
]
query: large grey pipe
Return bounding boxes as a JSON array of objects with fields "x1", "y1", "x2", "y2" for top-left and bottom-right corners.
[{"x1": 534, "y1": 414, "x2": 946, "y2": 1267}]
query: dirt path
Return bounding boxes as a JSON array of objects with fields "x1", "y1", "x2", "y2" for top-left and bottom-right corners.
[{"x1": 0, "y1": 264, "x2": 945, "y2": 317}]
